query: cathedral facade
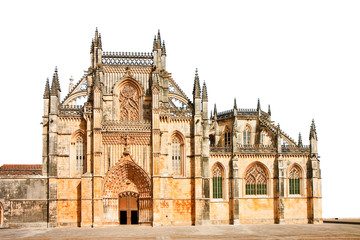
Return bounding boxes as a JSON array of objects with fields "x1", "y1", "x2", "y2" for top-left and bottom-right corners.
[{"x1": 0, "y1": 30, "x2": 322, "y2": 228}]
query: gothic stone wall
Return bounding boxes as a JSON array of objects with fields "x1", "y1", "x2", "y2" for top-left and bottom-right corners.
[{"x1": 0, "y1": 177, "x2": 47, "y2": 228}]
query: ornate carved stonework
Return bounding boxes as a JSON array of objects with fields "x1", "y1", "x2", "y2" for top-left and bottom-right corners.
[{"x1": 119, "y1": 84, "x2": 140, "y2": 121}]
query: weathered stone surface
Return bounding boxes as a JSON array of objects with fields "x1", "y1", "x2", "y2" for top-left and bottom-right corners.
[{"x1": 0, "y1": 30, "x2": 322, "y2": 228}]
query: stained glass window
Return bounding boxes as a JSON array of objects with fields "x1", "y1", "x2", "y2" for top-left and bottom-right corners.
[
  {"x1": 213, "y1": 164, "x2": 223, "y2": 199},
  {"x1": 289, "y1": 166, "x2": 301, "y2": 195},
  {"x1": 245, "y1": 163, "x2": 267, "y2": 195}
]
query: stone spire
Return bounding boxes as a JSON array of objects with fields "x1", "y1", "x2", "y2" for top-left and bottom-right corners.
[
  {"x1": 257, "y1": 98, "x2": 261, "y2": 111},
  {"x1": 202, "y1": 81, "x2": 208, "y2": 102},
  {"x1": 310, "y1": 119, "x2": 318, "y2": 141},
  {"x1": 50, "y1": 67, "x2": 61, "y2": 96},
  {"x1": 161, "y1": 41, "x2": 166, "y2": 56},
  {"x1": 157, "y1": 29, "x2": 162, "y2": 49},
  {"x1": 43, "y1": 78, "x2": 50, "y2": 99},
  {"x1": 153, "y1": 35, "x2": 157, "y2": 51},
  {"x1": 233, "y1": 98, "x2": 238, "y2": 115},
  {"x1": 298, "y1": 132, "x2": 303, "y2": 147},
  {"x1": 268, "y1": 104, "x2": 271, "y2": 116},
  {"x1": 192, "y1": 68, "x2": 201, "y2": 98},
  {"x1": 213, "y1": 104, "x2": 217, "y2": 119}
]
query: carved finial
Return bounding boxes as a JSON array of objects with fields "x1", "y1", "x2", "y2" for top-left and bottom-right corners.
[
  {"x1": 202, "y1": 81, "x2": 208, "y2": 102},
  {"x1": 157, "y1": 29, "x2": 161, "y2": 49},
  {"x1": 310, "y1": 119, "x2": 318, "y2": 140},
  {"x1": 213, "y1": 104, "x2": 217, "y2": 119},
  {"x1": 43, "y1": 78, "x2": 50, "y2": 99},
  {"x1": 298, "y1": 132, "x2": 303, "y2": 147},
  {"x1": 68, "y1": 76, "x2": 74, "y2": 93},
  {"x1": 193, "y1": 68, "x2": 201, "y2": 98},
  {"x1": 268, "y1": 104, "x2": 271, "y2": 116},
  {"x1": 257, "y1": 98, "x2": 261, "y2": 111},
  {"x1": 51, "y1": 67, "x2": 61, "y2": 96},
  {"x1": 162, "y1": 40, "x2": 166, "y2": 56},
  {"x1": 98, "y1": 33, "x2": 102, "y2": 49},
  {"x1": 234, "y1": 98, "x2": 237, "y2": 110},
  {"x1": 153, "y1": 35, "x2": 157, "y2": 51}
]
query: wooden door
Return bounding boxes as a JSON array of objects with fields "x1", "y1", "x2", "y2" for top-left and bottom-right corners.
[{"x1": 119, "y1": 193, "x2": 138, "y2": 225}]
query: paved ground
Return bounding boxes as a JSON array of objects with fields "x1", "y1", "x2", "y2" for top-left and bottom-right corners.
[{"x1": 1, "y1": 222, "x2": 360, "y2": 240}]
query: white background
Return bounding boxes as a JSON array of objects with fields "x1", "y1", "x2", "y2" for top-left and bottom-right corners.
[{"x1": 0, "y1": 0, "x2": 359, "y2": 218}]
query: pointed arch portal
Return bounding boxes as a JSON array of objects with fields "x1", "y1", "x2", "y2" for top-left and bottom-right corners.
[{"x1": 102, "y1": 154, "x2": 152, "y2": 225}]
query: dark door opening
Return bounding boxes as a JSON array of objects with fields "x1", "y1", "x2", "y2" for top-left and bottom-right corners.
[
  {"x1": 120, "y1": 211, "x2": 127, "y2": 225},
  {"x1": 119, "y1": 193, "x2": 139, "y2": 225}
]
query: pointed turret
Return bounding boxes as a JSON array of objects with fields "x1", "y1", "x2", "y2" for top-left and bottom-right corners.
[
  {"x1": 268, "y1": 104, "x2": 271, "y2": 116},
  {"x1": 43, "y1": 78, "x2": 50, "y2": 99},
  {"x1": 298, "y1": 132, "x2": 303, "y2": 147},
  {"x1": 153, "y1": 30, "x2": 166, "y2": 70},
  {"x1": 153, "y1": 35, "x2": 157, "y2": 51},
  {"x1": 90, "y1": 28, "x2": 103, "y2": 69},
  {"x1": 233, "y1": 98, "x2": 238, "y2": 115},
  {"x1": 213, "y1": 104, "x2": 218, "y2": 120},
  {"x1": 257, "y1": 98, "x2": 261, "y2": 111},
  {"x1": 310, "y1": 119, "x2": 318, "y2": 154},
  {"x1": 161, "y1": 41, "x2": 166, "y2": 56},
  {"x1": 193, "y1": 68, "x2": 201, "y2": 98},
  {"x1": 202, "y1": 81, "x2": 208, "y2": 102},
  {"x1": 50, "y1": 67, "x2": 61, "y2": 96},
  {"x1": 310, "y1": 119, "x2": 318, "y2": 141},
  {"x1": 157, "y1": 29, "x2": 162, "y2": 49}
]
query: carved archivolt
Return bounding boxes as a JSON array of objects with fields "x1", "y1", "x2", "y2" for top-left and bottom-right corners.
[{"x1": 102, "y1": 155, "x2": 151, "y2": 199}]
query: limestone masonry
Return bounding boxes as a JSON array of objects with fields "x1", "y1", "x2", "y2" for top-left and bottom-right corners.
[{"x1": 0, "y1": 30, "x2": 322, "y2": 228}]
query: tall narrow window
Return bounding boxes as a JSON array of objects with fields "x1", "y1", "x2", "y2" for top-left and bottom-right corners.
[
  {"x1": 245, "y1": 163, "x2": 267, "y2": 195},
  {"x1": 243, "y1": 127, "x2": 251, "y2": 145},
  {"x1": 289, "y1": 166, "x2": 301, "y2": 195},
  {"x1": 172, "y1": 136, "x2": 181, "y2": 174},
  {"x1": 212, "y1": 164, "x2": 223, "y2": 199},
  {"x1": 224, "y1": 131, "x2": 231, "y2": 146},
  {"x1": 76, "y1": 136, "x2": 85, "y2": 173},
  {"x1": 259, "y1": 131, "x2": 265, "y2": 145}
]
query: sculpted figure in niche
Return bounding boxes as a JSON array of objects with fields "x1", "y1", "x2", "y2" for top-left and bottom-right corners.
[{"x1": 118, "y1": 84, "x2": 140, "y2": 121}]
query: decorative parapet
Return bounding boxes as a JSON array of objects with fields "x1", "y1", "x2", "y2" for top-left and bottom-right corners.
[
  {"x1": 237, "y1": 144, "x2": 276, "y2": 153},
  {"x1": 210, "y1": 146, "x2": 232, "y2": 153},
  {"x1": 281, "y1": 145, "x2": 310, "y2": 153},
  {"x1": 102, "y1": 120, "x2": 152, "y2": 132},
  {"x1": 59, "y1": 105, "x2": 83, "y2": 117},
  {"x1": 216, "y1": 108, "x2": 269, "y2": 119},
  {"x1": 209, "y1": 144, "x2": 310, "y2": 154},
  {"x1": 102, "y1": 52, "x2": 153, "y2": 66}
]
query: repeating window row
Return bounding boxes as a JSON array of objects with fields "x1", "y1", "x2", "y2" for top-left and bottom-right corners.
[{"x1": 212, "y1": 163, "x2": 302, "y2": 199}]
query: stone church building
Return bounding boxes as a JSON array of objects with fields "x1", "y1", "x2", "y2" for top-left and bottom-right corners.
[{"x1": 0, "y1": 30, "x2": 322, "y2": 228}]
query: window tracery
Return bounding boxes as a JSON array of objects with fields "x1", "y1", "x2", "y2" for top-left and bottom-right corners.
[
  {"x1": 118, "y1": 84, "x2": 140, "y2": 121},
  {"x1": 243, "y1": 126, "x2": 251, "y2": 145},
  {"x1": 171, "y1": 135, "x2": 182, "y2": 175},
  {"x1": 245, "y1": 163, "x2": 267, "y2": 195},
  {"x1": 212, "y1": 164, "x2": 223, "y2": 199},
  {"x1": 76, "y1": 136, "x2": 85, "y2": 173},
  {"x1": 289, "y1": 166, "x2": 301, "y2": 195}
]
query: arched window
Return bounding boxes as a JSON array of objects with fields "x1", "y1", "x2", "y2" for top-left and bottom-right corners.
[
  {"x1": 224, "y1": 131, "x2": 231, "y2": 146},
  {"x1": 171, "y1": 135, "x2": 182, "y2": 175},
  {"x1": 212, "y1": 164, "x2": 224, "y2": 199},
  {"x1": 245, "y1": 163, "x2": 267, "y2": 195},
  {"x1": 259, "y1": 130, "x2": 266, "y2": 145},
  {"x1": 76, "y1": 136, "x2": 85, "y2": 173},
  {"x1": 243, "y1": 126, "x2": 251, "y2": 145},
  {"x1": 289, "y1": 166, "x2": 301, "y2": 195}
]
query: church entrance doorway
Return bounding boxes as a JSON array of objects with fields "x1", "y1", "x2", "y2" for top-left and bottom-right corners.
[{"x1": 119, "y1": 192, "x2": 139, "y2": 225}]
